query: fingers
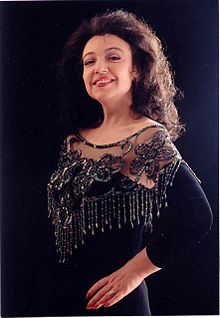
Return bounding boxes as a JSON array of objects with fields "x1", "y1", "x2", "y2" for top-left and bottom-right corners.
[
  {"x1": 104, "y1": 291, "x2": 123, "y2": 307},
  {"x1": 88, "y1": 290, "x2": 124, "y2": 309},
  {"x1": 86, "y1": 276, "x2": 108, "y2": 299},
  {"x1": 87, "y1": 285, "x2": 112, "y2": 306},
  {"x1": 100, "y1": 290, "x2": 120, "y2": 308},
  {"x1": 86, "y1": 287, "x2": 118, "y2": 309},
  {"x1": 85, "y1": 267, "x2": 137, "y2": 310},
  {"x1": 85, "y1": 275, "x2": 121, "y2": 310},
  {"x1": 87, "y1": 284, "x2": 120, "y2": 309}
]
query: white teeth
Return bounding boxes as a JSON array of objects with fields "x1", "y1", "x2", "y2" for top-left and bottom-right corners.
[{"x1": 96, "y1": 79, "x2": 113, "y2": 85}]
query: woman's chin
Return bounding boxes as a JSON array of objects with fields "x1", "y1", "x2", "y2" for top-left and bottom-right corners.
[
  {"x1": 89, "y1": 92, "x2": 132, "y2": 106},
  {"x1": 89, "y1": 93, "x2": 117, "y2": 104}
]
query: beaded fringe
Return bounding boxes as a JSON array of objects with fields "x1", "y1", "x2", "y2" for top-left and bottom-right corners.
[{"x1": 48, "y1": 158, "x2": 182, "y2": 263}]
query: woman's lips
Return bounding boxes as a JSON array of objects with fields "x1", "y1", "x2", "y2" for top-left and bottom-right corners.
[{"x1": 93, "y1": 77, "x2": 115, "y2": 87}]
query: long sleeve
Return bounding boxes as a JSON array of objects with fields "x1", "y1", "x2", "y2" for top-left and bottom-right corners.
[{"x1": 146, "y1": 163, "x2": 213, "y2": 268}]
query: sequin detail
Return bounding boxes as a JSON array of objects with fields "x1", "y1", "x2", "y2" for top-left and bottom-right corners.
[{"x1": 47, "y1": 127, "x2": 183, "y2": 262}]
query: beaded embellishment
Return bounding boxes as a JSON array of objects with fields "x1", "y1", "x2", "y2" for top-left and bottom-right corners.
[{"x1": 48, "y1": 126, "x2": 183, "y2": 262}]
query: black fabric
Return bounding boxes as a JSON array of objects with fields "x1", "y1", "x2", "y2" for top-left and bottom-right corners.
[
  {"x1": 146, "y1": 163, "x2": 213, "y2": 268},
  {"x1": 31, "y1": 163, "x2": 212, "y2": 316}
]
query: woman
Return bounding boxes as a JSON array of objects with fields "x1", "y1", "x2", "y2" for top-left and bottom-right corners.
[{"x1": 47, "y1": 10, "x2": 212, "y2": 315}]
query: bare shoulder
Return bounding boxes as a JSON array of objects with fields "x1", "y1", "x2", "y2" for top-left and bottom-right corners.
[
  {"x1": 136, "y1": 117, "x2": 159, "y2": 127},
  {"x1": 134, "y1": 119, "x2": 167, "y2": 142},
  {"x1": 78, "y1": 117, "x2": 163, "y2": 144},
  {"x1": 128, "y1": 116, "x2": 159, "y2": 130}
]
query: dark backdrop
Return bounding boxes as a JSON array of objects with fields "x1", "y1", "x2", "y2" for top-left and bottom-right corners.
[{"x1": 1, "y1": 0, "x2": 219, "y2": 316}]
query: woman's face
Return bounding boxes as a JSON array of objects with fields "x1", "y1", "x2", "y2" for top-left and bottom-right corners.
[{"x1": 82, "y1": 34, "x2": 137, "y2": 105}]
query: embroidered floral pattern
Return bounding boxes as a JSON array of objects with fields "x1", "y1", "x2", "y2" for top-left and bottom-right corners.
[
  {"x1": 94, "y1": 154, "x2": 124, "y2": 181},
  {"x1": 130, "y1": 130, "x2": 178, "y2": 181},
  {"x1": 51, "y1": 147, "x2": 125, "y2": 198},
  {"x1": 48, "y1": 126, "x2": 183, "y2": 262},
  {"x1": 50, "y1": 128, "x2": 179, "y2": 196}
]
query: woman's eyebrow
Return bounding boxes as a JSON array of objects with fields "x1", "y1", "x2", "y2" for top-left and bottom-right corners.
[
  {"x1": 105, "y1": 47, "x2": 124, "y2": 53},
  {"x1": 82, "y1": 47, "x2": 123, "y2": 60}
]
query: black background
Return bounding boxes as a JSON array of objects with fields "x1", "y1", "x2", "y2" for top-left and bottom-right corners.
[{"x1": 1, "y1": 0, "x2": 219, "y2": 316}]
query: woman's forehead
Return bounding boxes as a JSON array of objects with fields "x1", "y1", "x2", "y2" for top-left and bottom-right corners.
[{"x1": 82, "y1": 34, "x2": 132, "y2": 57}]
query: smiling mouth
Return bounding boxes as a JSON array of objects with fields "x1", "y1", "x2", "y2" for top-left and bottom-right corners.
[{"x1": 93, "y1": 78, "x2": 115, "y2": 87}]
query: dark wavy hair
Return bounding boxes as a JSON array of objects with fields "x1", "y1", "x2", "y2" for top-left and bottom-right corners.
[{"x1": 57, "y1": 9, "x2": 184, "y2": 141}]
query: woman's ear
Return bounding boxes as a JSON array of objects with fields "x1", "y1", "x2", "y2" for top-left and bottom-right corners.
[{"x1": 131, "y1": 67, "x2": 140, "y2": 81}]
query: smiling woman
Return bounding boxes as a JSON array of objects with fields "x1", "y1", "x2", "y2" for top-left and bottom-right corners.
[
  {"x1": 82, "y1": 35, "x2": 136, "y2": 108},
  {"x1": 46, "y1": 9, "x2": 213, "y2": 316}
]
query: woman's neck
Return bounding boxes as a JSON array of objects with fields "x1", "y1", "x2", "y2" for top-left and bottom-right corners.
[{"x1": 99, "y1": 97, "x2": 141, "y2": 129}]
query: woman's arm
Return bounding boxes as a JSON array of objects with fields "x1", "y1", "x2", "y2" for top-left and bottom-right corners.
[
  {"x1": 85, "y1": 164, "x2": 212, "y2": 310},
  {"x1": 146, "y1": 163, "x2": 213, "y2": 268}
]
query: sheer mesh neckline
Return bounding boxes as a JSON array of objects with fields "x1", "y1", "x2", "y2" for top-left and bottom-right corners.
[
  {"x1": 48, "y1": 124, "x2": 182, "y2": 262},
  {"x1": 75, "y1": 123, "x2": 163, "y2": 149}
]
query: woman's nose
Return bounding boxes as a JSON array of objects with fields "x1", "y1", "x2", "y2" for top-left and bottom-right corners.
[{"x1": 94, "y1": 60, "x2": 109, "y2": 74}]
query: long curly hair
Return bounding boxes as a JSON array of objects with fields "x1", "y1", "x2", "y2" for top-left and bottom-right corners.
[{"x1": 57, "y1": 9, "x2": 184, "y2": 141}]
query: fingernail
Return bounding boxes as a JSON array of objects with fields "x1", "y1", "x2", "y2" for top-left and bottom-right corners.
[{"x1": 86, "y1": 305, "x2": 92, "y2": 310}]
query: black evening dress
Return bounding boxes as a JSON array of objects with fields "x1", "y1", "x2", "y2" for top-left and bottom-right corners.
[{"x1": 43, "y1": 124, "x2": 212, "y2": 316}]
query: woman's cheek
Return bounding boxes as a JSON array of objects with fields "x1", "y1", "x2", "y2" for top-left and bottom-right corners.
[
  {"x1": 85, "y1": 83, "x2": 94, "y2": 98},
  {"x1": 83, "y1": 77, "x2": 90, "y2": 94}
]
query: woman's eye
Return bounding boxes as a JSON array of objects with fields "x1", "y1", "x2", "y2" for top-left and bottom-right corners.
[
  {"x1": 84, "y1": 60, "x2": 95, "y2": 66},
  {"x1": 108, "y1": 55, "x2": 121, "y2": 61}
]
